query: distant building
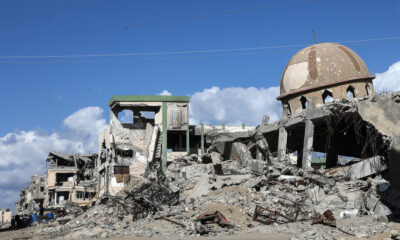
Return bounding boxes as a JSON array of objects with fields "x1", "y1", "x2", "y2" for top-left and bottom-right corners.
[{"x1": 0, "y1": 208, "x2": 12, "y2": 224}]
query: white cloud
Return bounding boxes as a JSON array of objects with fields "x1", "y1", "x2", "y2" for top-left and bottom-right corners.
[
  {"x1": 64, "y1": 106, "x2": 106, "y2": 136},
  {"x1": 118, "y1": 110, "x2": 133, "y2": 123},
  {"x1": 189, "y1": 86, "x2": 281, "y2": 126},
  {"x1": 0, "y1": 107, "x2": 107, "y2": 210},
  {"x1": 159, "y1": 90, "x2": 172, "y2": 96},
  {"x1": 374, "y1": 61, "x2": 400, "y2": 93}
]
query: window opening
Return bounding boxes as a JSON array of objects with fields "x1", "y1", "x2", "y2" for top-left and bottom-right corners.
[
  {"x1": 300, "y1": 96, "x2": 308, "y2": 109},
  {"x1": 322, "y1": 90, "x2": 334, "y2": 103},
  {"x1": 347, "y1": 86, "x2": 356, "y2": 99}
]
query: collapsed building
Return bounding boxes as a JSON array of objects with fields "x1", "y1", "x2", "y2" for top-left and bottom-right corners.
[
  {"x1": 14, "y1": 175, "x2": 46, "y2": 216},
  {"x1": 96, "y1": 95, "x2": 253, "y2": 196},
  {"x1": 264, "y1": 42, "x2": 399, "y2": 187},
  {"x1": 44, "y1": 152, "x2": 98, "y2": 208},
  {"x1": 11, "y1": 42, "x2": 400, "y2": 239}
]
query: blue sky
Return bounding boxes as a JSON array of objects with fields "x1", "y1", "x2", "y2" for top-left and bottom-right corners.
[
  {"x1": 0, "y1": 0, "x2": 400, "y2": 210},
  {"x1": 0, "y1": 0, "x2": 399, "y2": 134}
]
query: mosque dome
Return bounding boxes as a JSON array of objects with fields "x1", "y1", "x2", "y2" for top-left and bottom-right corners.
[{"x1": 278, "y1": 43, "x2": 373, "y2": 100}]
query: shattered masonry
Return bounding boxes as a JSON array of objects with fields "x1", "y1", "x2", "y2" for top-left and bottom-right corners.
[{"x1": 12, "y1": 43, "x2": 400, "y2": 239}]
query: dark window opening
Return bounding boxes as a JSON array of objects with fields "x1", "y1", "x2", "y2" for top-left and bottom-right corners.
[
  {"x1": 300, "y1": 96, "x2": 308, "y2": 109},
  {"x1": 322, "y1": 90, "x2": 334, "y2": 103},
  {"x1": 56, "y1": 158, "x2": 75, "y2": 167},
  {"x1": 115, "y1": 149, "x2": 133, "y2": 158},
  {"x1": 347, "y1": 86, "x2": 356, "y2": 99},
  {"x1": 114, "y1": 166, "x2": 129, "y2": 174},
  {"x1": 55, "y1": 173, "x2": 74, "y2": 186},
  {"x1": 75, "y1": 191, "x2": 84, "y2": 199},
  {"x1": 56, "y1": 191, "x2": 69, "y2": 204},
  {"x1": 85, "y1": 192, "x2": 95, "y2": 199},
  {"x1": 283, "y1": 103, "x2": 291, "y2": 115},
  {"x1": 40, "y1": 187, "x2": 44, "y2": 192}
]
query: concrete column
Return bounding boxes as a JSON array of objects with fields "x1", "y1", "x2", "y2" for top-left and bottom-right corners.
[
  {"x1": 277, "y1": 127, "x2": 288, "y2": 161},
  {"x1": 326, "y1": 134, "x2": 338, "y2": 168},
  {"x1": 186, "y1": 107, "x2": 190, "y2": 156},
  {"x1": 162, "y1": 102, "x2": 168, "y2": 172},
  {"x1": 297, "y1": 149, "x2": 303, "y2": 168},
  {"x1": 179, "y1": 134, "x2": 183, "y2": 150},
  {"x1": 200, "y1": 123, "x2": 205, "y2": 155},
  {"x1": 302, "y1": 119, "x2": 314, "y2": 169}
]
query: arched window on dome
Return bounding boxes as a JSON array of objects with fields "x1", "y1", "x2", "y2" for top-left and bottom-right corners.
[
  {"x1": 365, "y1": 84, "x2": 371, "y2": 96},
  {"x1": 283, "y1": 102, "x2": 291, "y2": 116},
  {"x1": 347, "y1": 85, "x2": 356, "y2": 99},
  {"x1": 300, "y1": 96, "x2": 308, "y2": 109},
  {"x1": 322, "y1": 90, "x2": 334, "y2": 104}
]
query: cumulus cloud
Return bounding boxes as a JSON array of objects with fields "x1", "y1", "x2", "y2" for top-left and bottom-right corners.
[
  {"x1": 374, "y1": 61, "x2": 400, "y2": 93},
  {"x1": 189, "y1": 86, "x2": 281, "y2": 126},
  {"x1": 0, "y1": 107, "x2": 106, "y2": 210},
  {"x1": 159, "y1": 90, "x2": 172, "y2": 96}
]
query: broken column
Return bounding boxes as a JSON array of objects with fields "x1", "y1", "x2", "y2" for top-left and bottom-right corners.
[
  {"x1": 277, "y1": 126, "x2": 288, "y2": 162},
  {"x1": 302, "y1": 119, "x2": 314, "y2": 169}
]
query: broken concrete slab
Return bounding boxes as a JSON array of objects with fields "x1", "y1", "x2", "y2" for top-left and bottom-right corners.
[
  {"x1": 350, "y1": 156, "x2": 387, "y2": 180},
  {"x1": 251, "y1": 160, "x2": 267, "y2": 175},
  {"x1": 214, "y1": 161, "x2": 249, "y2": 175},
  {"x1": 206, "y1": 130, "x2": 254, "y2": 144},
  {"x1": 276, "y1": 175, "x2": 303, "y2": 182},
  {"x1": 183, "y1": 174, "x2": 212, "y2": 199},
  {"x1": 211, "y1": 174, "x2": 253, "y2": 190},
  {"x1": 210, "y1": 152, "x2": 222, "y2": 164},
  {"x1": 307, "y1": 186, "x2": 326, "y2": 205},
  {"x1": 230, "y1": 142, "x2": 252, "y2": 166},
  {"x1": 180, "y1": 164, "x2": 214, "y2": 180},
  {"x1": 365, "y1": 194, "x2": 393, "y2": 216},
  {"x1": 336, "y1": 181, "x2": 367, "y2": 209}
]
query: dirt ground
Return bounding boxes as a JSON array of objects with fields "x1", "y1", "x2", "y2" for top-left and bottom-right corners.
[
  {"x1": 0, "y1": 227, "x2": 292, "y2": 240},
  {"x1": 2, "y1": 217, "x2": 400, "y2": 240}
]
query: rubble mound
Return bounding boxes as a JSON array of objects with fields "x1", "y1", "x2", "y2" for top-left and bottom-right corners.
[{"x1": 33, "y1": 150, "x2": 400, "y2": 239}]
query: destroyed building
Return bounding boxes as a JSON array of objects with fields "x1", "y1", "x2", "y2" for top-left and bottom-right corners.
[
  {"x1": 13, "y1": 175, "x2": 46, "y2": 216},
  {"x1": 45, "y1": 152, "x2": 98, "y2": 208},
  {"x1": 257, "y1": 42, "x2": 400, "y2": 190},
  {"x1": 96, "y1": 95, "x2": 253, "y2": 196},
  {"x1": 96, "y1": 95, "x2": 191, "y2": 195},
  {"x1": 10, "y1": 42, "x2": 400, "y2": 239}
]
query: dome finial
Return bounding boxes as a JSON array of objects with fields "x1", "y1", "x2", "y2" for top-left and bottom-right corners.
[{"x1": 312, "y1": 29, "x2": 317, "y2": 44}]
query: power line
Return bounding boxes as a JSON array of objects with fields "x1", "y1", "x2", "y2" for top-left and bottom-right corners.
[
  {"x1": 0, "y1": 36, "x2": 399, "y2": 61},
  {"x1": 0, "y1": 48, "x2": 299, "y2": 64},
  {"x1": 0, "y1": 43, "x2": 311, "y2": 59}
]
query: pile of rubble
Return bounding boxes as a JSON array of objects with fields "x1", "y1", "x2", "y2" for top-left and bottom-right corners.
[{"x1": 31, "y1": 135, "x2": 400, "y2": 239}]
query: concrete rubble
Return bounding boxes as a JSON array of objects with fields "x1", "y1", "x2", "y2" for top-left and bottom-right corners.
[{"x1": 9, "y1": 91, "x2": 400, "y2": 239}]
